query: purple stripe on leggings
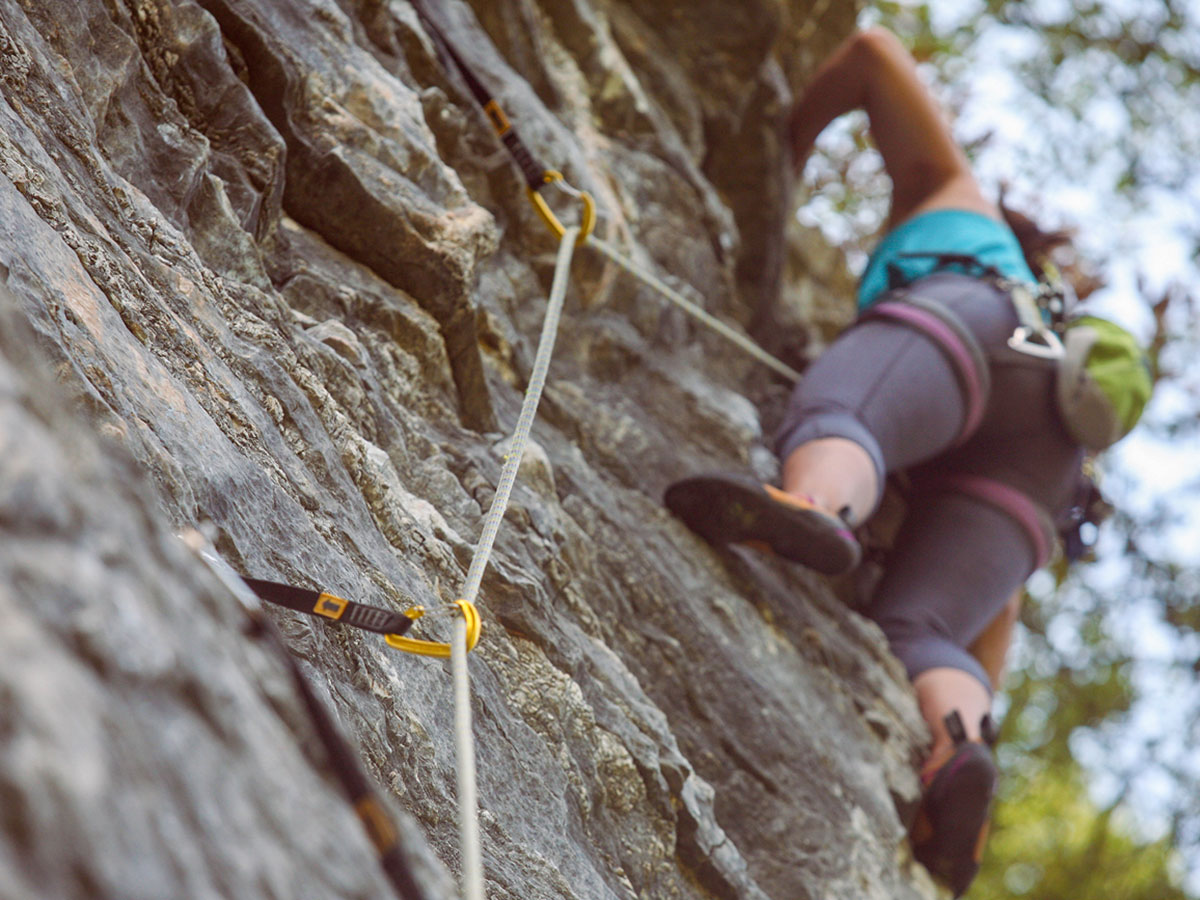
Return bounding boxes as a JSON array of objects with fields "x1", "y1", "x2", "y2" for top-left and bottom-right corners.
[
  {"x1": 932, "y1": 474, "x2": 1053, "y2": 570},
  {"x1": 868, "y1": 302, "x2": 985, "y2": 442}
]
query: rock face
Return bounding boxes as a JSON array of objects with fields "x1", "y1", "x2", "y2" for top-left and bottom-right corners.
[{"x1": 0, "y1": 1, "x2": 937, "y2": 898}]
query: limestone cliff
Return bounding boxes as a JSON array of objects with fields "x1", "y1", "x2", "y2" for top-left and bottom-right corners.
[{"x1": 0, "y1": 1, "x2": 936, "y2": 898}]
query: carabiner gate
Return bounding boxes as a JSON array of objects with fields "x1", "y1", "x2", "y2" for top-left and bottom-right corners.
[
  {"x1": 527, "y1": 170, "x2": 596, "y2": 245},
  {"x1": 1007, "y1": 325, "x2": 1064, "y2": 360},
  {"x1": 384, "y1": 600, "x2": 481, "y2": 658}
]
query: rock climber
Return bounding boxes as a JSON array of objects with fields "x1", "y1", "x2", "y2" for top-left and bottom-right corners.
[{"x1": 664, "y1": 26, "x2": 1151, "y2": 897}]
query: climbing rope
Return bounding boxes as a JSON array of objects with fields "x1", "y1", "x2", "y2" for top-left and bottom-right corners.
[
  {"x1": 584, "y1": 233, "x2": 803, "y2": 383},
  {"x1": 465, "y1": 228, "x2": 579, "y2": 607},
  {"x1": 442, "y1": 225, "x2": 581, "y2": 900},
  {"x1": 451, "y1": 614, "x2": 483, "y2": 900}
]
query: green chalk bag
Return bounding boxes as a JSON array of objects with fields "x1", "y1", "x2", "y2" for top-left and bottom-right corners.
[{"x1": 1055, "y1": 315, "x2": 1153, "y2": 451}]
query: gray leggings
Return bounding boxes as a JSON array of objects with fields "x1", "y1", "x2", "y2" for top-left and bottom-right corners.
[{"x1": 775, "y1": 273, "x2": 1083, "y2": 690}]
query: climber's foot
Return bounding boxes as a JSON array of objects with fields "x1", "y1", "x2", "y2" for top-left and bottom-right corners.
[
  {"x1": 912, "y1": 720, "x2": 997, "y2": 898},
  {"x1": 664, "y1": 472, "x2": 861, "y2": 576}
]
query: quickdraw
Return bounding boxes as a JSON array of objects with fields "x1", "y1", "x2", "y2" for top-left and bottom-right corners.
[
  {"x1": 409, "y1": 0, "x2": 596, "y2": 246},
  {"x1": 241, "y1": 576, "x2": 480, "y2": 659},
  {"x1": 409, "y1": 0, "x2": 800, "y2": 389}
]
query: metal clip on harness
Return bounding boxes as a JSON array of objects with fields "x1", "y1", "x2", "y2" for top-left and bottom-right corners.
[{"x1": 1004, "y1": 280, "x2": 1065, "y2": 360}]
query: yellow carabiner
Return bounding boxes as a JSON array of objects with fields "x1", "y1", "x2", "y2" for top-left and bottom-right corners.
[
  {"x1": 385, "y1": 600, "x2": 481, "y2": 658},
  {"x1": 527, "y1": 170, "x2": 596, "y2": 245}
]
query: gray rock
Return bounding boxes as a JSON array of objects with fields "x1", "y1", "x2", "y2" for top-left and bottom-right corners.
[{"x1": 0, "y1": 1, "x2": 940, "y2": 898}]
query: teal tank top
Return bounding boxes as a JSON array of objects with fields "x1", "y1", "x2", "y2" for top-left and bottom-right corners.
[{"x1": 857, "y1": 209, "x2": 1036, "y2": 309}]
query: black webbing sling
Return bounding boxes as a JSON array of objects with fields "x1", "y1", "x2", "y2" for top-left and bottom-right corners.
[
  {"x1": 408, "y1": 0, "x2": 597, "y2": 245},
  {"x1": 243, "y1": 578, "x2": 415, "y2": 636},
  {"x1": 408, "y1": 0, "x2": 547, "y2": 189}
]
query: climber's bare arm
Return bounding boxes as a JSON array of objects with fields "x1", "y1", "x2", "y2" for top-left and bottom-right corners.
[{"x1": 789, "y1": 27, "x2": 999, "y2": 228}]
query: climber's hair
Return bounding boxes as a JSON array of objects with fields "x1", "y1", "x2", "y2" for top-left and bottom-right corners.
[{"x1": 997, "y1": 191, "x2": 1075, "y2": 284}]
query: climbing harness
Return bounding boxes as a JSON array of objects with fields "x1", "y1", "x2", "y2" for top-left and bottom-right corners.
[
  {"x1": 858, "y1": 286, "x2": 991, "y2": 446},
  {"x1": 888, "y1": 251, "x2": 1151, "y2": 452},
  {"x1": 180, "y1": 530, "x2": 426, "y2": 900},
  {"x1": 888, "y1": 251, "x2": 1065, "y2": 359}
]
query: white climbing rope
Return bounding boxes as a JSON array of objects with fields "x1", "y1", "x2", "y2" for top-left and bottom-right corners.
[
  {"x1": 459, "y1": 226, "x2": 580, "y2": 608},
  {"x1": 450, "y1": 224, "x2": 580, "y2": 900},
  {"x1": 446, "y1": 214, "x2": 809, "y2": 897},
  {"x1": 585, "y1": 234, "x2": 803, "y2": 384},
  {"x1": 452, "y1": 615, "x2": 483, "y2": 900}
]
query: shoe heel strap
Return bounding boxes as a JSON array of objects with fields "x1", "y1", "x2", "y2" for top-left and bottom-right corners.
[{"x1": 945, "y1": 710, "x2": 968, "y2": 746}]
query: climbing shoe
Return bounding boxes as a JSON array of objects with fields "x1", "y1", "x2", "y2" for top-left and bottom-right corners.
[
  {"x1": 663, "y1": 472, "x2": 861, "y2": 575},
  {"x1": 911, "y1": 712, "x2": 998, "y2": 898}
]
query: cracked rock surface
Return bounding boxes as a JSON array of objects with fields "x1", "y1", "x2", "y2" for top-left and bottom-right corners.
[{"x1": 0, "y1": 1, "x2": 938, "y2": 897}]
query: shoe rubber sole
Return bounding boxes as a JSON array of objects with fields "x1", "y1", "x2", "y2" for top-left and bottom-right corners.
[
  {"x1": 913, "y1": 742, "x2": 996, "y2": 898},
  {"x1": 663, "y1": 473, "x2": 861, "y2": 576}
]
